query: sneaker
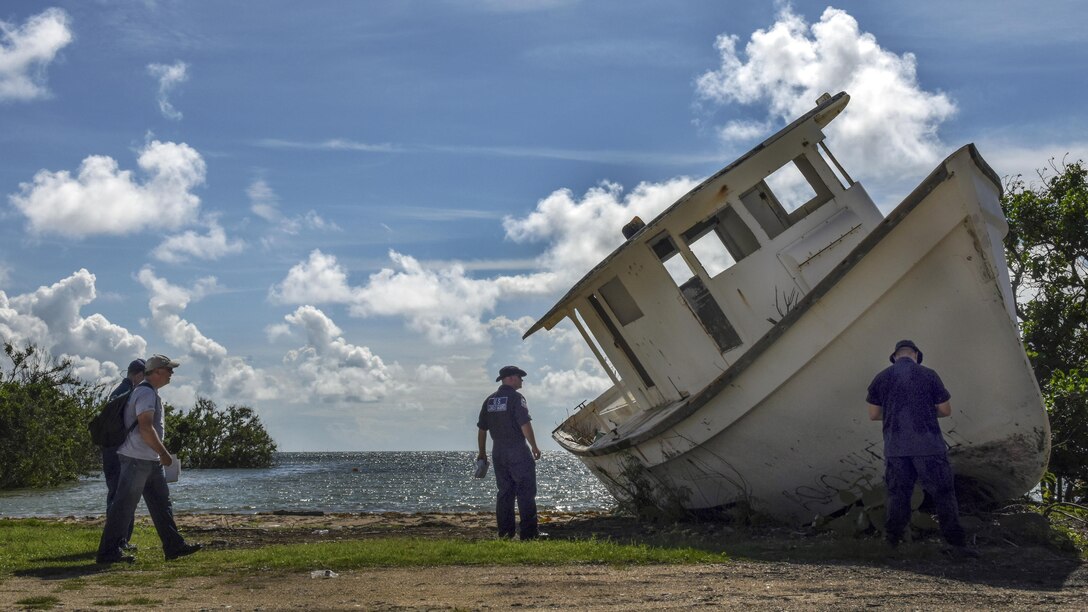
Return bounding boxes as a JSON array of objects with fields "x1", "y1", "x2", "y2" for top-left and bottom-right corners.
[
  {"x1": 165, "y1": 542, "x2": 202, "y2": 561},
  {"x1": 96, "y1": 554, "x2": 136, "y2": 565},
  {"x1": 121, "y1": 541, "x2": 139, "y2": 551}
]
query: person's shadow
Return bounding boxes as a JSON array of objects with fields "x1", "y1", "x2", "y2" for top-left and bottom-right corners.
[{"x1": 14, "y1": 551, "x2": 117, "y2": 579}]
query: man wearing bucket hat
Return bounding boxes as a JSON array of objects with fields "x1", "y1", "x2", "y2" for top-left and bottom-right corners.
[
  {"x1": 476, "y1": 365, "x2": 542, "y2": 540},
  {"x1": 96, "y1": 354, "x2": 201, "y2": 564},
  {"x1": 866, "y1": 340, "x2": 975, "y2": 557}
]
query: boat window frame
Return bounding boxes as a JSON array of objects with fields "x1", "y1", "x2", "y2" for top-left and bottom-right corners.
[
  {"x1": 586, "y1": 294, "x2": 656, "y2": 388},
  {"x1": 647, "y1": 229, "x2": 745, "y2": 354},
  {"x1": 741, "y1": 153, "x2": 836, "y2": 239},
  {"x1": 681, "y1": 206, "x2": 761, "y2": 272},
  {"x1": 598, "y1": 276, "x2": 644, "y2": 326}
]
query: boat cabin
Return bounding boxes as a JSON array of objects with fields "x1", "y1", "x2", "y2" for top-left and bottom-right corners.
[{"x1": 524, "y1": 93, "x2": 885, "y2": 446}]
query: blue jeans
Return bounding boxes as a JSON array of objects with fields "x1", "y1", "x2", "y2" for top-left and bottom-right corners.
[
  {"x1": 97, "y1": 455, "x2": 187, "y2": 561},
  {"x1": 885, "y1": 454, "x2": 966, "y2": 546},
  {"x1": 494, "y1": 452, "x2": 538, "y2": 540},
  {"x1": 101, "y1": 446, "x2": 135, "y2": 546}
]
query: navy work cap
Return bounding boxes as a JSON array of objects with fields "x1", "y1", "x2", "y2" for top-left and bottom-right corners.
[
  {"x1": 890, "y1": 339, "x2": 923, "y2": 364},
  {"x1": 496, "y1": 365, "x2": 527, "y2": 382},
  {"x1": 127, "y1": 359, "x2": 146, "y2": 374}
]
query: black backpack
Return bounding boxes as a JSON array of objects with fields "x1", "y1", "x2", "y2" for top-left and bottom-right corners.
[{"x1": 88, "y1": 386, "x2": 141, "y2": 447}]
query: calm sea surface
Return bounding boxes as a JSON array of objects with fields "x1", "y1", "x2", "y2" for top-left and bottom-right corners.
[{"x1": 0, "y1": 452, "x2": 615, "y2": 518}]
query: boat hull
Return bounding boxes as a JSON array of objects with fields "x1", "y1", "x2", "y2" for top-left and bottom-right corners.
[{"x1": 561, "y1": 146, "x2": 1050, "y2": 523}]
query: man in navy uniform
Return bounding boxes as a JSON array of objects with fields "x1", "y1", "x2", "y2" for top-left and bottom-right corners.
[
  {"x1": 866, "y1": 339, "x2": 975, "y2": 556},
  {"x1": 477, "y1": 365, "x2": 542, "y2": 540}
]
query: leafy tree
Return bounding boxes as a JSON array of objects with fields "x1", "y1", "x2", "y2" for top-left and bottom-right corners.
[
  {"x1": 1041, "y1": 370, "x2": 1088, "y2": 503},
  {"x1": 0, "y1": 342, "x2": 100, "y2": 489},
  {"x1": 1002, "y1": 158, "x2": 1088, "y2": 503},
  {"x1": 164, "y1": 397, "x2": 277, "y2": 469}
]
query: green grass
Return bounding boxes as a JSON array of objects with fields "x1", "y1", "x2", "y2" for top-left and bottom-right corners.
[
  {"x1": 14, "y1": 595, "x2": 60, "y2": 610},
  {"x1": 91, "y1": 597, "x2": 163, "y2": 606},
  {"x1": 0, "y1": 518, "x2": 729, "y2": 584}
]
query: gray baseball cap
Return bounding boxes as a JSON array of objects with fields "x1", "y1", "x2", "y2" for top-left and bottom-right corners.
[{"x1": 144, "y1": 354, "x2": 180, "y2": 372}]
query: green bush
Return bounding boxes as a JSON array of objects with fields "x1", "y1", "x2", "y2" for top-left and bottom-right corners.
[
  {"x1": 0, "y1": 342, "x2": 100, "y2": 490},
  {"x1": 164, "y1": 397, "x2": 277, "y2": 468}
]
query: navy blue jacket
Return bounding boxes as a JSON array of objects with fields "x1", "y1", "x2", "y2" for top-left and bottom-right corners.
[
  {"x1": 866, "y1": 358, "x2": 951, "y2": 457},
  {"x1": 478, "y1": 385, "x2": 532, "y2": 461}
]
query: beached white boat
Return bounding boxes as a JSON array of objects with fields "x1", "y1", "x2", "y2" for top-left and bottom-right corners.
[{"x1": 524, "y1": 92, "x2": 1051, "y2": 523}]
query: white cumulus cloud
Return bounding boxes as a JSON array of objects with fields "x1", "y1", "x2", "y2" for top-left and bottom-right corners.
[
  {"x1": 0, "y1": 8, "x2": 73, "y2": 102},
  {"x1": 154, "y1": 217, "x2": 245, "y2": 263},
  {"x1": 1, "y1": 269, "x2": 147, "y2": 380},
  {"x1": 147, "y1": 61, "x2": 188, "y2": 120},
  {"x1": 281, "y1": 305, "x2": 401, "y2": 403},
  {"x1": 269, "y1": 249, "x2": 356, "y2": 305},
  {"x1": 9, "y1": 140, "x2": 207, "y2": 237},
  {"x1": 696, "y1": 6, "x2": 956, "y2": 198}
]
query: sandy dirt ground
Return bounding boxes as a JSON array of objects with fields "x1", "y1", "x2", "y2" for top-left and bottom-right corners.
[{"x1": 2, "y1": 511, "x2": 1086, "y2": 610}]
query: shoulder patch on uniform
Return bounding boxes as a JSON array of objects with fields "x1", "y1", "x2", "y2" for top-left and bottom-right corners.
[
  {"x1": 486, "y1": 397, "x2": 508, "y2": 412},
  {"x1": 521, "y1": 397, "x2": 527, "y2": 409}
]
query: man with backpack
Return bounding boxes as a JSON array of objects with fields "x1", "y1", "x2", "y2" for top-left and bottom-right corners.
[
  {"x1": 96, "y1": 354, "x2": 201, "y2": 564},
  {"x1": 101, "y1": 358, "x2": 145, "y2": 552}
]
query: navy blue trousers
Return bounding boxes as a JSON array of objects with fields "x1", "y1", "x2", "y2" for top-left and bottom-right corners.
[
  {"x1": 884, "y1": 454, "x2": 966, "y2": 546},
  {"x1": 494, "y1": 455, "x2": 537, "y2": 540},
  {"x1": 101, "y1": 445, "x2": 135, "y2": 546}
]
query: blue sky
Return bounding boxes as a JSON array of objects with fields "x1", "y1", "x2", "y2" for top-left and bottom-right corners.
[{"x1": 2, "y1": 1, "x2": 1086, "y2": 451}]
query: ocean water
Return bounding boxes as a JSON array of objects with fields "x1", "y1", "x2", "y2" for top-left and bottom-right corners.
[{"x1": 0, "y1": 452, "x2": 615, "y2": 518}]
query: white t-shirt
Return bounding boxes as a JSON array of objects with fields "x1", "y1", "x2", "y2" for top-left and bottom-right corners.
[{"x1": 117, "y1": 384, "x2": 164, "y2": 461}]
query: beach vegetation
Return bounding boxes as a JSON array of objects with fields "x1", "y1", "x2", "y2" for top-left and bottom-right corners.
[
  {"x1": 164, "y1": 398, "x2": 277, "y2": 469},
  {"x1": 14, "y1": 595, "x2": 60, "y2": 610},
  {"x1": 92, "y1": 597, "x2": 163, "y2": 606},
  {"x1": 1003, "y1": 157, "x2": 1088, "y2": 505},
  {"x1": 0, "y1": 343, "x2": 99, "y2": 490}
]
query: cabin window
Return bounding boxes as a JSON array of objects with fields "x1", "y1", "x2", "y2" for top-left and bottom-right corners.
[
  {"x1": 680, "y1": 207, "x2": 760, "y2": 277},
  {"x1": 687, "y1": 230, "x2": 735, "y2": 277},
  {"x1": 648, "y1": 231, "x2": 744, "y2": 353},
  {"x1": 587, "y1": 294, "x2": 655, "y2": 388},
  {"x1": 679, "y1": 277, "x2": 743, "y2": 352},
  {"x1": 741, "y1": 154, "x2": 834, "y2": 238},
  {"x1": 650, "y1": 234, "x2": 695, "y2": 286},
  {"x1": 718, "y1": 207, "x2": 761, "y2": 259},
  {"x1": 598, "y1": 277, "x2": 643, "y2": 325},
  {"x1": 764, "y1": 158, "x2": 818, "y2": 214},
  {"x1": 740, "y1": 181, "x2": 789, "y2": 239}
]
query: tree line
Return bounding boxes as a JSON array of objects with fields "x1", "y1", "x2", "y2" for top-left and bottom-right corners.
[
  {"x1": 0, "y1": 342, "x2": 276, "y2": 490},
  {"x1": 1002, "y1": 158, "x2": 1088, "y2": 504}
]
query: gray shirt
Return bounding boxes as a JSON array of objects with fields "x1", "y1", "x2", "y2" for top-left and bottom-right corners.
[{"x1": 117, "y1": 383, "x2": 164, "y2": 461}]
